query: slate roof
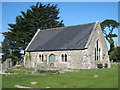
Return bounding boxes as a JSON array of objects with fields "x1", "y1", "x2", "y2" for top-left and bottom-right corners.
[{"x1": 26, "y1": 22, "x2": 96, "y2": 51}]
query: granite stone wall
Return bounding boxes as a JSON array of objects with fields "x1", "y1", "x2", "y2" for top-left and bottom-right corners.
[{"x1": 24, "y1": 23, "x2": 111, "y2": 69}]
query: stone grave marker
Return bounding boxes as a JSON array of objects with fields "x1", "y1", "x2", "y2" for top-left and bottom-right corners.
[
  {"x1": 6, "y1": 58, "x2": 13, "y2": 68},
  {"x1": 2, "y1": 62, "x2": 7, "y2": 73},
  {"x1": 0, "y1": 60, "x2": 1, "y2": 72}
]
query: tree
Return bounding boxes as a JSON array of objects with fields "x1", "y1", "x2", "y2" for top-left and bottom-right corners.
[
  {"x1": 100, "y1": 19, "x2": 119, "y2": 54},
  {"x1": 1, "y1": 35, "x2": 11, "y2": 63},
  {"x1": 0, "y1": 44, "x2": 2, "y2": 53},
  {"x1": 2, "y1": 3, "x2": 64, "y2": 64},
  {"x1": 110, "y1": 46, "x2": 120, "y2": 62}
]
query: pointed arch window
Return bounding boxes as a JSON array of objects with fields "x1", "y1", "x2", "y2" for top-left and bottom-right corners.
[
  {"x1": 99, "y1": 48, "x2": 101, "y2": 61},
  {"x1": 96, "y1": 40, "x2": 99, "y2": 61},
  {"x1": 95, "y1": 48, "x2": 96, "y2": 61},
  {"x1": 65, "y1": 54, "x2": 67, "y2": 62},
  {"x1": 42, "y1": 54, "x2": 44, "y2": 62},
  {"x1": 39, "y1": 54, "x2": 41, "y2": 62},
  {"x1": 39, "y1": 54, "x2": 44, "y2": 62},
  {"x1": 61, "y1": 54, "x2": 68, "y2": 62},
  {"x1": 95, "y1": 39, "x2": 101, "y2": 61},
  {"x1": 61, "y1": 54, "x2": 64, "y2": 62}
]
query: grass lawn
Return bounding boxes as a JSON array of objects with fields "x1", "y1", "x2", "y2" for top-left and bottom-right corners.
[{"x1": 2, "y1": 65, "x2": 118, "y2": 88}]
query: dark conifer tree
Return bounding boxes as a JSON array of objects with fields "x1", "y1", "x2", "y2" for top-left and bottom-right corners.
[{"x1": 2, "y1": 3, "x2": 64, "y2": 64}]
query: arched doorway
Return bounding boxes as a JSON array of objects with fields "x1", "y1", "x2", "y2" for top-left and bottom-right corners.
[{"x1": 49, "y1": 54, "x2": 56, "y2": 66}]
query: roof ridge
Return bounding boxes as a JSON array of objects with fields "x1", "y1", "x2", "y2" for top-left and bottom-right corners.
[{"x1": 41, "y1": 22, "x2": 96, "y2": 31}]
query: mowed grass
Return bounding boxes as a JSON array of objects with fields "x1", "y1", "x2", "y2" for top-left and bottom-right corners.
[{"x1": 2, "y1": 65, "x2": 118, "y2": 88}]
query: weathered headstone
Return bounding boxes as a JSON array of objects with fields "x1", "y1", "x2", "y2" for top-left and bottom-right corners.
[
  {"x1": 0, "y1": 61, "x2": 1, "y2": 74},
  {"x1": 35, "y1": 63, "x2": 44, "y2": 72},
  {"x1": 35, "y1": 63, "x2": 51, "y2": 72},
  {"x1": 43, "y1": 64, "x2": 50, "y2": 70},
  {"x1": 2, "y1": 62, "x2": 7, "y2": 73},
  {"x1": 6, "y1": 58, "x2": 13, "y2": 68}
]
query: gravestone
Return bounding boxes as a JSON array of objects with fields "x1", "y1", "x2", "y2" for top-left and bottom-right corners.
[
  {"x1": 35, "y1": 63, "x2": 51, "y2": 72},
  {"x1": 2, "y1": 62, "x2": 7, "y2": 73},
  {"x1": 43, "y1": 64, "x2": 50, "y2": 70},
  {"x1": 6, "y1": 58, "x2": 13, "y2": 68},
  {"x1": 0, "y1": 61, "x2": 1, "y2": 73},
  {"x1": 35, "y1": 63, "x2": 44, "y2": 72},
  {"x1": 0, "y1": 59, "x2": 12, "y2": 74}
]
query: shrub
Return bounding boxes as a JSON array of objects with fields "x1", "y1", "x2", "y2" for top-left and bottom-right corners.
[{"x1": 110, "y1": 46, "x2": 120, "y2": 62}]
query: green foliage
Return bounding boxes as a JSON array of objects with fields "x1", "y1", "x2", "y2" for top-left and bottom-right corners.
[
  {"x1": 101, "y1": 19, "x2": 119, "y2": 30},
  {"x1": 2, "y1": 2, "x2": 64, "y2": 63},
  {"x1": 111, "y1": 64, "x2": 118, "y2": 68},
  {"x1": 100, "y1": 19, "x2": 119, "y2": 53},
  {"x1": 110, "y1": 51, "x2": 117, "y2": 61},
  {"x1": 1, "y1": 36, "x2": 12, "y2": 62},
  {"x1": 110, "y1": 46, "x2": 120, "y2": 62},
  {"x1": 36, "y1": 70, "x2": 59, "y2": 74},
  {"x1": 28, "y1": 52, "x2": 32, "y2": 61},
  {"x1": 25, "y1": 54, "x2": 29, "y2": 61},
  {"x1": 7, "y1": 68, "x2": 15, "y2": 73},
  {"x1": 25, "y1": 52, "x2": 32, "y2": 61}
]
